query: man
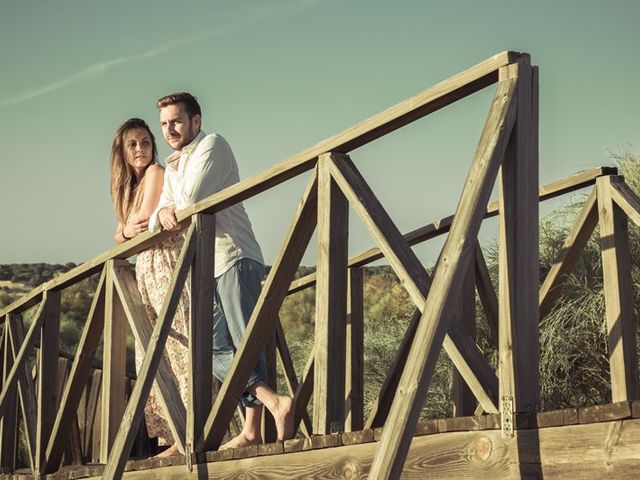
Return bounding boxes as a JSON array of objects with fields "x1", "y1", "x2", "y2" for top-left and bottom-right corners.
[{"x1": 149, "y1": 92, "x2": 293, "y2": 451}]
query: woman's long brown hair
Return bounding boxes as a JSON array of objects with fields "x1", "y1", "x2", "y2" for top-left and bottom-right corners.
[{"x1": 110, "y1": 118, "x2": 159, "y2": 224}]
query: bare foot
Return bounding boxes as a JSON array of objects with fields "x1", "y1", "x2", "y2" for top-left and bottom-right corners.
[
  {"x1": 272, "y1": 395, "x2": 295, "y2": 441},
  {"x1": 155, "y1": 443, "x2": 180, "y2": 458},
  {"x1": 219, "y1": 431, "x2": 262, "y2": 450}
]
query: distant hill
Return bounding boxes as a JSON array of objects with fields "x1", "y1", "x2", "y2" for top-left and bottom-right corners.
[
  {"x1": 0, "y1": 262, "x2": 77, "y2": 286},
  {"x1": 0, "y1": 262, "x2": 78, "y2": 309}
]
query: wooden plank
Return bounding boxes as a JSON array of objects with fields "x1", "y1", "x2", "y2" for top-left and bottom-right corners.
[
  {"x1": 262, "y1": 331, "x2": 278, "y2": 443},
  {"x1": 202, "y1": 171, "x2": 319, "y2": 450},
  {"x1": 101, "y1": 224, "x2": 196, "y2": 480},
  {"x1": 578, "y1": 401, "x2": 632, "y2": 424},
  {"x1": 92, "y1": 380, "x2": 103, "y2": 463},
  {"x1": 0, "y1": 296, "x2": 47, "y2": 418},
  {"x1": 76, "y1": 381, "x2": 87, "y2": 461},
  {"x1": 328, "y1": 151, "x2": 499, "y2": 415},
  {"x1": 536, "y1": 408, "x2": 579, "y2": 428},
  {"x1": 369, "y1": 70, "x2": 518, "y2": 479},
  {"x1": 345, "y1": 268, "x2": 364, "y2": 432},
  {"x1": 45, "y1": 270, "x2": 106, "y2": 473},
  {"x1": 287, "y1": 166, "x2": 615, "y2": 295},
  {"x1": 596, "y1": 175, "x2": 639, "y2": 401},
  {"x1": 539, "y1": 188, "x2": 598, "y2": 320},
  {"x1": 0, "y1": 320, "x2": 17, "y2": 471},
  {"x1": 498, "y1": 60, "x2": 540, "y2": 415},
  {"x1": 189, "y1": 214, "x2": 215, "y2": 452},
  {"x1": 84, "y1": 369, "x2": 102, "y2": 460},
  {"x1": 188, "y1": 52, "x2": 520, "y2": 218},
  {"x1": 7, "y1": 314, "x2": 37, "y2": 473},
  {"x1": 292, "y1": 347, "x2": 315, "y2": 436},
  {"x1": 109, "y1": 262, "x2": 186, "y2": 454},
  {"x1": 474, "y1": 243, "x2": 498, "y2": 346},
  {"x1": 438, "y1": 415, "x2": 486, "y2": 432},
  {"x1": 68, "y1": 413, "x2": 83, "y2": 466},
  {"x1": 100, "y1": 260, "x2": 127, "y2": 462},
  {"x1": 314, "y1": 153, "x2": 349, "y2": 434},
  {"x1": 274, "y1": 321, "x2": 312, "y2": 437},
  {"x1": 35, "y1": 291, "x2": 61, "y2": 475},
  {"x1": 54, "y1": 357, "x2": 72, "y2": 467},
  {"x1": 79, "y1": 417, "x2": 640, "y2": 480},
  {"x1": 452, "y1": 254, "x2": 477, "y2": 417},
  {"x1": 55, "y1": 358, "x2": 70, "y2": 412},
  {"x1": 607, "y1": 174, "x2": 640, "y2": 228}
]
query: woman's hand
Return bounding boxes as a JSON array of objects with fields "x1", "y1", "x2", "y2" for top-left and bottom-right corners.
[{"x1": 123, "y1": 217, "x2": 149, "y2": 239}]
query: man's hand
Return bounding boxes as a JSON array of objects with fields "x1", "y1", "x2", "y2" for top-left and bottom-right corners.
[
  {"x1": 158, "y1": 207, "x2": 180, "y2": 231},
  {"x1": 123, "y1": 217, "x2": 149, "y2": 238}
]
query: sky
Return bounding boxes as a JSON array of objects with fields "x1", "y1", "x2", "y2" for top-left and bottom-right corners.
[{"x1": 1, "y1": 0, "x2": 640, "y2": 268}]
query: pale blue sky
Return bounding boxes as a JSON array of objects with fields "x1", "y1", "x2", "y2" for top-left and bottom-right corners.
[{"x1": 1, "y1": 0, "x2": 639, "y2": 266}]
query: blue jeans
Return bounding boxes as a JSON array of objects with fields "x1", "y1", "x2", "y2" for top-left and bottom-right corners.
[{"x1": 212, "y1": 257, "x2": 267, "y2": 406}]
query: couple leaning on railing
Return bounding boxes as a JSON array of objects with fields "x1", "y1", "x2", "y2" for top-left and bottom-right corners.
[{"x1": 109, "y1": 91, "x2": 294, "y2": 457}]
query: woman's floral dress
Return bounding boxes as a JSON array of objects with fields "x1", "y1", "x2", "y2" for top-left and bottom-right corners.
[{"x1": 134, "y1": 230, "x2": 190, "y2": 445}]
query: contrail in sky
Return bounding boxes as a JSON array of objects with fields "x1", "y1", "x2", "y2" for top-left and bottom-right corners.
[{"x1": 0, "y1": 1, "x2": 318, "y2": 109}]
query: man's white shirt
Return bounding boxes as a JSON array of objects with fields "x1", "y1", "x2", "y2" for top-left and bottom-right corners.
[{"x1": 149, "y1": 130, "x2": 264, "y2": 277}]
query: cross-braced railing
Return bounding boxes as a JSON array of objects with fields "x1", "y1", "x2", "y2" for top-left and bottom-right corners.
[{"x1": 1, "y1": 51, "x2": 639, "y2": 480}]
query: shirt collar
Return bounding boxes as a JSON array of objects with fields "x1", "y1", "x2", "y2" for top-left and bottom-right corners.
[{"x1": 165, "y1": 130, "x2": 206, "y2": 168}]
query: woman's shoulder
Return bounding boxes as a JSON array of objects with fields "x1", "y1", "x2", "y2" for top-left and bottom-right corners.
[
  {"x1": 146, "y1": 163, "x2": 165, "y2": 175},
  {"x1": 145, "y1": 164, "x2": 164, "y2": 179}
]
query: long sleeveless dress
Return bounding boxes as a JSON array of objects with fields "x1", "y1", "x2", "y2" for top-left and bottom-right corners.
[{"x1": 129, "y1": 179, "x2": 190, "y2": 445}]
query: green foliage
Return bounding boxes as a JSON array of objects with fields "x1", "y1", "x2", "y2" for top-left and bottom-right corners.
[{"x1": 0, "y1": 262, "x2": 76, "y2": 286}]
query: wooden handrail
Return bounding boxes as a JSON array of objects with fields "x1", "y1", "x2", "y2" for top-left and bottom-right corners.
[
  {"x1": 0, "y1": 165, "x2": 617, "y2": 318},
  {"x1": 287, "y1": 166, "x2": 617, "y2": 294},
  {"x1": 0, "y1": 51, "x2": 520, "y2": 318}
]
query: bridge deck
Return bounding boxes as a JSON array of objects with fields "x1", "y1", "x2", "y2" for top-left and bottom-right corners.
[{"x1": 4, "y1": 401, "x2": 640, "y2": 479}]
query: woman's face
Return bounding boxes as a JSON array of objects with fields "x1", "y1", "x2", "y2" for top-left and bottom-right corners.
[{"x1": 124, "y1": 127, "x2": 153, "y2": 179}]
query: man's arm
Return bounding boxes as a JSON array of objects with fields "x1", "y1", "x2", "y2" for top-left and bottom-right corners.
[
  {"x1": 149, "y1": 168, "x2": 177, "y2": 232},
  {"x1": 181, "y1": 134, "x2": 233, "y2": 206}
]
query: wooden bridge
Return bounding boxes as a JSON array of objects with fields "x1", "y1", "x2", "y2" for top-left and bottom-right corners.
[{"x1": 2, "y1": 51, "x2": 640, "y2": 479}]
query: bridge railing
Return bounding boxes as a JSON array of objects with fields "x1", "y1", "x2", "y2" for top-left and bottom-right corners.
[{"x1": 2, "y1": 51, "x2": 639, "y2": 479}]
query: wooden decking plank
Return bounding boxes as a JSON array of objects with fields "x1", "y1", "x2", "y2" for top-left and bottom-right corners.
[
  {"x1": 578, "y1": 401, "x2": 632, "y2": 424},
  {"x1": 43, "y1": 416, "x2": 640, "y2": 480}
]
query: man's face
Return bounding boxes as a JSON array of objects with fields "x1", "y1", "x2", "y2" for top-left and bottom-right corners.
[{"x1": 159, "y1": 103, "x2": 201, "y2": 151}]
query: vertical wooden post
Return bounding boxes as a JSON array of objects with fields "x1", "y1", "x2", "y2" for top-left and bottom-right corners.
[
  {"x1": 368, "y1": 72, "x2": 518, "y2": 479},
  {"x1": 262, "y1": 331, "x2": 278, "y2": 443},
  {"x1": 597, "y1": 175, "x2": 639, "y2": 401},
  {"x1": 0, "y1": 318, "x2": 17, "y2": 472},
  {"x1": 100, "y1": 261, "x2": 127, "y2": 462},
  {"x1": 345, "y1": 267, "x2": 364, "y2": 432},
  {"x1": 452, "y1": 253, "x2": 477, "y2": 417},
  {"x1": 36, "y1": 290, "x2": 61, "y2": 475},
  {"x1": 314, "y1": 152, "x2": 349, "y2": 434},
  {"x1": 189, "y1": 214, "x2": 215, "y2": 453},
  {"x1": 498, "y1": 59, "x2": 540, "y2": 417}
]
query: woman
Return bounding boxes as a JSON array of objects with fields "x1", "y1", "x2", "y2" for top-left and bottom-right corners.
[{"x1": 110, "y1": 118, "x2": 189, "y2": 457}]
